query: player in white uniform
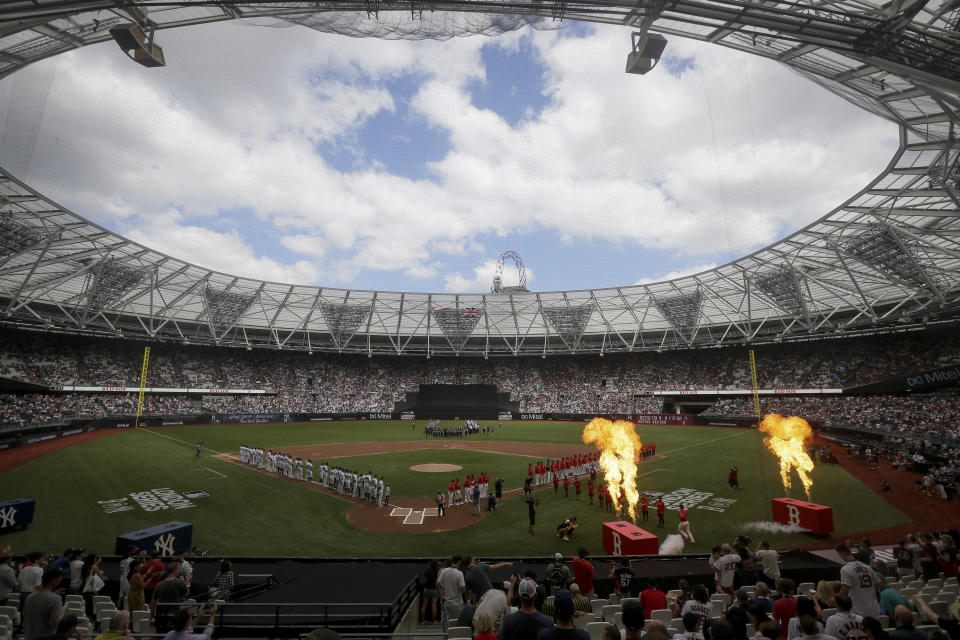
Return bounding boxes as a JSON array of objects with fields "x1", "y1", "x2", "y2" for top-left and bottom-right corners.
[
  {"x1": 836, "y1": 544, "x2": 882, "y2": 617},
  {"x1": 295, "y1": 458, "x2": 304, "y2": 480},
  {"x1": 305, "y1": 459, "x2": 313, "y2": 482}
]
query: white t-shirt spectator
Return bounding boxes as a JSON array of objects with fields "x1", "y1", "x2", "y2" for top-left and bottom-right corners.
[
  {"x1": 18, "y1": 564, "x2": 43, "y2": 593},
  {"x1": 824, "y1": 611, "x2": 867, "y2": 640},
  {"x1": 681, "y1": 600, "x2": 713, "y2": 621},
  {"x1": 839, "y1": 561, "x2": 882, "y2": 618},
  {"x1": 713, "y1": 553, "x2": 741, "y2": 588},
  {"x1": 437, "y1": 567, "x2": 465, "y2": 604},
  {"x1": 756, "y1": 549, "x2": 781, "y2": 579}
]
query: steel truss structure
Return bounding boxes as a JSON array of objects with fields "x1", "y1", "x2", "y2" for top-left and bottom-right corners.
[{"x1": 1, "y1": 0, "x2": 960, "y2": 356}]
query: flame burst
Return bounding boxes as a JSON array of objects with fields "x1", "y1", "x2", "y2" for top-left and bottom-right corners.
[
  {"x1": 582, "y1": 418, "x2": 643, "y2": 522},
  {"x1": 759, "y1": 414, "x2": 815, "y2": 500}
]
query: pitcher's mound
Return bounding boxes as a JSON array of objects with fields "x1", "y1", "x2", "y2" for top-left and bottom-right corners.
[{"x1": 410, "y1": 463, "x2": 462, "y2": 472}]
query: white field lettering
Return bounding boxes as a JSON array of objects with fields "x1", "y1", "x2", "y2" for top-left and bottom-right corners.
[
  {"x1": 657, "y1": 488, "x2": 738, "y2": 513},
  {"x1": 99, "y1": 488, "x2": 196, "y2": 513}
]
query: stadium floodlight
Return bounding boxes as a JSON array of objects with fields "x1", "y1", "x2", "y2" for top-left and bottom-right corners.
[
  {"x1": 654, "y1": 289, "x2": 702, "y2": 343},
  {"x1": 542, "y1": 304, "x2": 594, "y2": 349},
  {"x1": 841, "y1": 223, "x2": 941, "y2": 295},
  {"x1": 755, "y1": 264, "x2": 810, "y2": 323},
  {"x1": 109, "y1": 22, "x2": 166, "y2": 68},
  {"x1": 203, "y1": 286, "x2": 257, "y2": 334},
  {"x1": 432, "y1": 305, "x2": 482, "y2": 351},
  {"x1": 0, "y1": 216, "x2": 46, "y2": 261},
  {"x1": 626, "y1": 32, "x2": 667, "y2": 75},
  {"x1": 319, "y1": 302, "x2": 372, "y2": 349},
  {"x1": 84, "y1": 257, "x2": 149, "y2": 314}
]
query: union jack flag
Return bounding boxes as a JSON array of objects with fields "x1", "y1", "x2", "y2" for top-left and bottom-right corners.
[{"x1": 461, "y1": 307, "x2": 481, "y2": 318}]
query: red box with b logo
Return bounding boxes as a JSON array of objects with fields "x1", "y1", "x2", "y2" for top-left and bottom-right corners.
[
  {"x1": 771, "y1": 498, "x2": 834, "y2": 535},
  {"x1": 602, "y1": 521, "x2": 659, "y2": 556}
]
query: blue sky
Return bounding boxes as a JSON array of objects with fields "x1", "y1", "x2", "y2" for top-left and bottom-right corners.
[{"x1": 0, "y1": 17, "x2": 898, "y2": 293}]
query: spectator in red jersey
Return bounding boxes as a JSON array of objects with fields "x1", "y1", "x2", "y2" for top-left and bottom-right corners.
[
  {"x1": 572, "y1": 547, "x2": 595, "y2": 598},
  {"x1": 139, "y1": 551, "x2": 164, "y2": 613},
  {"x1": 641, "y1": 578, "x2": 668, "y2": 614},
  {"x1": 772, "y1": 579, "x2": 798, "y2": 638}
]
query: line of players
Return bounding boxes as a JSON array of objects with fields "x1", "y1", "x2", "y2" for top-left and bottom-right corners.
[
  {"x1": 237, "y1": 444, "x2": 389, "y2": 506},
  {"x1": 445, "y1": 472, "x2": 492, "y2": 506}
]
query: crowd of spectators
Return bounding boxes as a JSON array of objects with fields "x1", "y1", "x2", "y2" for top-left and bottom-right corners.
[
  {"x1": 422, "y1": 533, "x2": 960, "y2": 640},
  {"x1": 1, "y1": 326, "x2": 959, "y2": 427},
  {"x1": 0, "y1": 394, "x2": 196, "y2": 427},
  {"x1": 700, "y1": 396, "x2": 960, "y2": 441}
]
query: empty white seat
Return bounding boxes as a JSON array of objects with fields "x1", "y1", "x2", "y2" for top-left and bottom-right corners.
[
  {"x1": 574, "y1": 614, "x2": 597, "y2": 629},
  {"x1": 65, "y1": 595, "x2": 85, "y2": 604},
  {"x1": 651, "y1": 610, "x2": 673, "y2": 626},
  {"x1": 797, "y1": 583, "x2": 815, "y2": 595},
  {"x1": 131, "y1": 610, "x2": 151, "y2": 634},
  {"x1": 877, "y1": 615, "x2": 889, "y2": 628},
  {"x1": 447, "y1": 626, "x2": 472, "y2": 639},
  {"x1": 601, "y1": 605, "x2": 622, "y2": 623},
  {"x1": 822, "y1": 608, "x2": 837, "y2": 621},
  {"x1": 92, "y1": 595, "x2": 113, "y2": 605},
  {"x1": 712, "y1": 593, "x2": 732, "y2": 607},
  {"x1": 908, "y1": 580, "x2": 925, "y2": 589},
  {"x1": 0, "y1": 607, "x2": 19, "y2": 627},
  {"x1": 927, "y1": 579, "x2": 943, "y2": 589},
  {"x1": 614, "y1": 612, "x2": 623, "y2": 629},
  {"x1": 667, "y1": 590, "x2": 682, "y2": 598},
  {"x1": 927, "y1": 601, "x2": 951, "y2": 618},
  {"x1": 586, "y1": 622, "x2": 609, "y2": 640},
  {"x1": 591, "y1": 599, "x2": 609, "y2": 617}
]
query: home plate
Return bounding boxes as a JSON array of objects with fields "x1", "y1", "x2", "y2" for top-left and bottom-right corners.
[
  {"x1": 390, "y1": 507, "x2": 412, "y2": 518},
  {"x1": 404, "y1": 511, "x2": 426, "y2": 525}
]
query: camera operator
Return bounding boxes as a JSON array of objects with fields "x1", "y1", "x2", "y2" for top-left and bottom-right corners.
[{"x1": 527, "y1": 498, "x2": 539, "y2": 535}]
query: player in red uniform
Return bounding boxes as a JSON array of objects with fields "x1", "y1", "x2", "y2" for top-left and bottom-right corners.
[
  {"x1": 655, "y1": 497, "x2": 666, "y2": 527},
  {"x1": 728, "y1": 466, "x2": 740, "y2": 489},
  {"x1": 553, "y1": 473, "x2": 560, "y2": 494},
  {"x1": 575, "y1": 477, "x2": 582, "y2": 500},
  {"x1": 563, "y1": 475, "x2": 570, "y2": 497},
  {"x1": 640, "y1": 494, "x2": 649, "y2": 523},
  {"x1": 454, "y1": 478, "x2": 462, "y2": 505},
  {"x1": 587, "y1": 479, "x2": 595, "y2": 504},
  {"x1": 598, "y1": 485, "x2": 606, "y2": 509}
]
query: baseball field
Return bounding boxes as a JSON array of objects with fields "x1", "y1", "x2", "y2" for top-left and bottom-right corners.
[{"x1": 0, "y1": 421, "x2": 909, "y2": 557}]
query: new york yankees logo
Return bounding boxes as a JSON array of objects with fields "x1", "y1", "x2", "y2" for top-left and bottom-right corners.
[
  {"x1": 154, "y1": 533, "x2": 176, "y2": 556},
  {"x1": 0, "y1": 506, "x2": 16, "y2": 528},
  {"x1": 786, "y1": 504, "x2": 801, "y2": 526},
  {"x1": 612, "y1": 531, "x2": 623, "y2": 555}
]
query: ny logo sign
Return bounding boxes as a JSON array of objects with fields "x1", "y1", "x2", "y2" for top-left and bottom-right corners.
[
  {"x1": 786, "y1": 504, "x2": 801, "y2": 526},
  {"x1": 0, "y1": 506, "x2": 15, "y2": 528},
  {"x1": 153, "y1": 533, "x2": 176, "y2": 556}
]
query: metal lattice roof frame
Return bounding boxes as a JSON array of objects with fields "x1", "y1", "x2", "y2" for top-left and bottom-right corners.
[{"x1": 0, "y1": 0, "x2": 959, "y2": 356}]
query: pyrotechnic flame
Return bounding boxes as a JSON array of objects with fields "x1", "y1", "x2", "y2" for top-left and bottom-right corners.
[
  {"x1": 582, "y1": 418, "x2": 642, "y2": 522},
  {"x1": 759, "y1": 413, "x2": 815, "y2": 500}
]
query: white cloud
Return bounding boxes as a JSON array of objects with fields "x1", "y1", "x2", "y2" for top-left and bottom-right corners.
[
  {"x1": 634, "y1": 263, "x2": 718, "y2": 285},
  {"x1": 125, "y1": 210, "x2": 320, "y2": 283},
  {"x1": 0, "y1": 20, "x2": 898, "y2": 292}
]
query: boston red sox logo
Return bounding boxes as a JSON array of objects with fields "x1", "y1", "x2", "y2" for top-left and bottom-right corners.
[
  {"x1": 786, "y1": 504, "x2": 801, "y2": 526},
  {"x1": 612, "y1": 531, "x2": 623, "y2": 555}
]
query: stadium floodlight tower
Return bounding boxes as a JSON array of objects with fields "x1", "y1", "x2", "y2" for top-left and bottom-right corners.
[{"x1": 491, "y1": 251, "x2": 528, "y2": 293}]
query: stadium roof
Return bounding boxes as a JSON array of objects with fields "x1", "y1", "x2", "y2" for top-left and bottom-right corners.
[{"x1": 0, "y1": 0, "x2": 959, "y2": 356}]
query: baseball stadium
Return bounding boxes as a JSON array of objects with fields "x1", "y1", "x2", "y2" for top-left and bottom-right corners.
[{"x1": 0, "y1": 1, "x2": 959, "y2": 639}]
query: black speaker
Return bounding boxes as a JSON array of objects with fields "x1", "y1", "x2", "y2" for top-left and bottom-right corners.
[{"x1": 110, "y1": 23, "x2": 166, "y2": 68}]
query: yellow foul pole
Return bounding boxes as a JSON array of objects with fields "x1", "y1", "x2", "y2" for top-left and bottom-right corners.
[
  {"x1": 749, "y1": 349, "x2": 762, "y2": 422},
  {"x1": 135, "y1": 346, "x2": 150, "y2": 428}
]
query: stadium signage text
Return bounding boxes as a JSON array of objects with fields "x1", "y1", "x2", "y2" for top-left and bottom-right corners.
[
  {"x1": 498, "y1": 413, "x2": 513, "y2": 420},
  {"x1": 55, "y1": 386, "x2": 268, "y2": 394},
  {"x1": 99, "y1": 488, "x2": 196, "y2": 514},
  {"x1": 907, "y1": 365, "x2": 960, "y2": 387},
  {"x1": 634, "y1": 414, "x2": 693, "y2": 425},
  {"x1": 368, "y1": 413, "x2": 393, "y2": 420},
  {"x1": 521, "y1": 413, "x2": 545, "y2": 420},
  {"x1": 401, "y1": 412, "x2": 416, "y2": 420},
  {"x1": 651, "y1": 389, "x2": 842, "y2": 396}
]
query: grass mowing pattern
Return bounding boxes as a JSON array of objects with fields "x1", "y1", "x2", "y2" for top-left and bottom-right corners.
[{"x1": 0, "y1": 421, "x2": 908, "y2": 556}]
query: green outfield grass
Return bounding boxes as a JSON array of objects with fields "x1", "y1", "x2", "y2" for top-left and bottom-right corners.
[{"x1": 0, "y1": 421, "x2": 909, "y2": 557}]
